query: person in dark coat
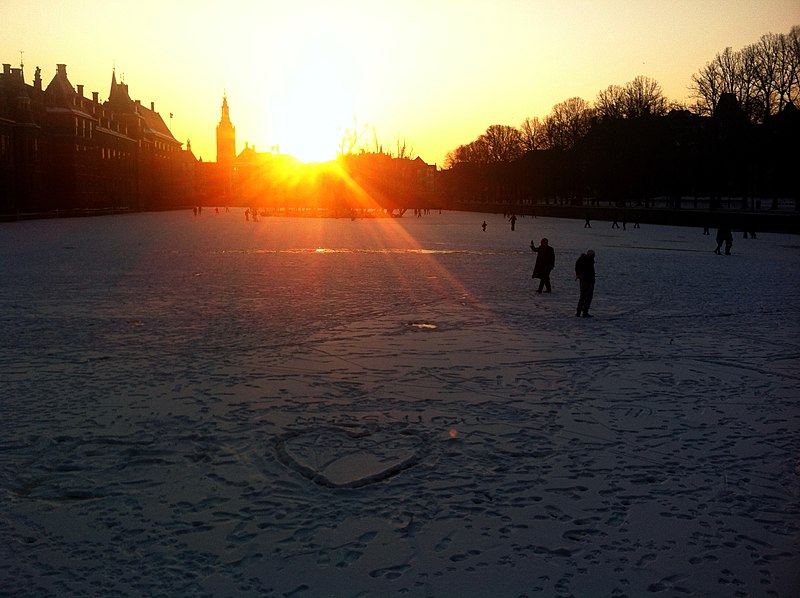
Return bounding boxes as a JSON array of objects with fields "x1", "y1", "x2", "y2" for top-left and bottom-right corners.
[
  {"x1": 715, "y1": 226, "x2": 733, "y2": 255},
  {"x1": 530, "y1": 238, "x2": 555, "y2": 293},
  {"x1": 575, "y1": 249, "x2": 596, "y2": 317}
]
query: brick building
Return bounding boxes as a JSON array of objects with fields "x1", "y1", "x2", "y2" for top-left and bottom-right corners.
[{"x1": 0, "y1": 62, "x2": 197, "y2": 215}]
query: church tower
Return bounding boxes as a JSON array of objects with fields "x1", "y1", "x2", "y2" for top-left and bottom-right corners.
[{"x1": 216, "y1": 94, "x2": 236, "y2": 166}]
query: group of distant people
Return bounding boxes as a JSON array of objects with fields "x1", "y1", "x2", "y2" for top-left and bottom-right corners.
[
  {"x1": 481, "y1": 216, "x2": 596, "y2": 316},
  {"x1": 480, "y1": 211, "x2": 753, "y2": 317},
  {"x1": 192, "y1": 206, "x2": 229, "y2": 217},
  {"x1": 584, "y1": 214, "x2": 639, "y2": 229}
]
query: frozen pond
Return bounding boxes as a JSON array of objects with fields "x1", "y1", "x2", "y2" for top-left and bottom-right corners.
[{"x1": 1, "y1": 210, "x2": 798, "y2": 596}]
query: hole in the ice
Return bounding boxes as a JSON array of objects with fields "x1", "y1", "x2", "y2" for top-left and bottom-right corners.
[{"x1": 405, "y1": 322, "x2": 438, "y2": 329}]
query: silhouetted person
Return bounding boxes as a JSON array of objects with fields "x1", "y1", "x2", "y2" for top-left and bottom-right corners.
[
  {"x1": 584, "y1": 215, "x2": 591, "y2": 228},
  {"x1": 482, "y1": 220, "x2": 487, "y2": 232},
  {"x1": 575, "y1": 249, "x2": 596, "y2": 317},
  {"x1": 509, "y1": 214, "x2": 517, "y2": 231},
  {"x1": 715, "y1": 226, "x2": 733, "y2": 255},
  {"x1": 530, "y1": 238, "x2": 555, "y2": 293},
  {"x1": 611, "y1": 215, "x2": 620, "y2": 228}
]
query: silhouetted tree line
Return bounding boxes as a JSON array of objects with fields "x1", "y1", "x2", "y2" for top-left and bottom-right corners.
[
  {"x1": 441, "y1": 26, "x2": 799, "y2": 212},
  {"x1": 691, "y1": 27, "x2": 800, "y2": 122}
]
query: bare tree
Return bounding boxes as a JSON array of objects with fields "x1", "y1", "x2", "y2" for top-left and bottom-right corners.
[
  {"x1": 368, "y1": 127, "x2": 383, "y2": 155},
  {"x1": 622, "y1": 76, "x2": 668, "y2": 118},
  {"x1": 443, "y1": 148, "x2": 459, "y2": 169},
  {"x1": 690, "y1": 59, "x2": 724, "y2": 116},
  {"x1": 753, "y1": 34, "x2": 781, "y2": 120},
  {"x1": 773, "y1": 30, "x2": 799, "y2": 110},
  {"x1": 394, "y1": 137, "x2": 416, "y2": 160},
  {"x1": 738, "y1": 43, "x2": 762, "y2": 121},
  {"x1": 520, "y1": 116, "x2": 546, "y2": 150},
  {"x1": 337, "y1": 116, "x2": 369, "y2": 155},
  {"x1": 690, "y1": 27, "x2": 800, "y2": 123},
  {"x1": 691, "y1": 47, "x2": 750, "y2": 118},
  {"x1": 595, "y1": 84, "x2": 626, "y2": 121},
  {"x1": 444, "y1": 138, "x2": 492, "y2": 168},
  {"x1": 543, "y1": 97, "x2": 594, "y2": 150},
  {"x1": 444, "y1": 125, "x2": 524, "y2": 167},
  {"x1": 480, "y1": 124, "x2": 525, "y2": 162},
  {"x1": 717, "y1": 46, "x2": 743, "y2": 95},
  {"x1": 789, "y1": 25, "x2": 800, "y2": 106}
]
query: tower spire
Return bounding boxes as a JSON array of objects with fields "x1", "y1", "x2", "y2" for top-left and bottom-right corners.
[{"x1": 216, "y1": 93, "x2": 236, "y2": 166}]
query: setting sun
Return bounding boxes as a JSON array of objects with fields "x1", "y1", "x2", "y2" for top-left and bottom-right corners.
[{"x1": 259, "y1": 25, "x2": 367, "y2": 163}]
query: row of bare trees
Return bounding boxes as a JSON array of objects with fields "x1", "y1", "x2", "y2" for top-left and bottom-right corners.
[
  {"x1": 337, "y1": 116, "x2": 417, "y2": 160},
  {"x1": 444, "y1": 76, "x2": 670, "y2": 167},
  {"x1": 445, "y1": 25, "x2": 799, "y2": 168},
  {"x1": 691, "y1": 26, "x2": 800, "y2": 122}
]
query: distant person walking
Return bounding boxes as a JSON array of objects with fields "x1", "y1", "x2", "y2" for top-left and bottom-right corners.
[
  {"x1": 482, "y1": 220, "x2": 487, "y2": 232},
  {"x1": 575, "y1": 249, "x2": 596, "y2": 318},
  {"x1": 584, "y1": 215, "x2": 591, "y2": 228},
  {"x1": 530, "y1": 238, "x2": 555, "y2": 293},
  {"x1": 509, "y1": 214, "x2": 517, "y2": 231},
  {"x1": 715, "y1": 226, "x2": 733, "y2": 255}
]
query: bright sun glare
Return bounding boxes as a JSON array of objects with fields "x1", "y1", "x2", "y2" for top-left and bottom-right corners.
[{"x1": 267, "y1": 39, "x2": 363, "y2": 164}]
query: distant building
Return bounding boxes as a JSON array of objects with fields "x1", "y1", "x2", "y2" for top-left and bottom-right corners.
[
  {"x1": 198, "y1": 94, "x2": 239, "y2": 204},
  {"x1": 0, "y1": 61, "x2": 197, "y2": 215},
  {"x1": 216, "y1": 95, "x2": 236, "y2": 167},
  {"x1": 197, "y1": 93, "x2": 439, "y2": 211}
]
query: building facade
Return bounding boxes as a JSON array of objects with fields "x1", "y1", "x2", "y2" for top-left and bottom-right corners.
[{"x1": 0, "y1": 61, "x2": 197, "y2": 215}]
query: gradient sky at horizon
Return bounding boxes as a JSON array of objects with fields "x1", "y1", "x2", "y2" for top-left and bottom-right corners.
[{"x1": 2, "y1": 0, "x2": 798, "y2": 165}]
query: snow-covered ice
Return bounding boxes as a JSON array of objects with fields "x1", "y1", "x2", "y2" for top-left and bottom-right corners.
[{"x1": 1, "y1": 209, "x2": 798, "y2": 597}]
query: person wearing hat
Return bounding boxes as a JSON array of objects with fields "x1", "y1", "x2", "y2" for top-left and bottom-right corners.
[
  {"x1": 575, "y1": 249, "x2": 596, "y2": 317},
  {"x1": 530, "y1": 238, "x2": 555, "y2": 293}
]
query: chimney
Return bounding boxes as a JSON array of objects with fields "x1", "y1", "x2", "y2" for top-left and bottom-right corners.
[
  {"x1": 77, "y1": 84, "x2": 84, "y2": 97},
  {"x1": 56, "y1": 64, "x2": 67, "y2": 76},
  {"x1": 92, "y1": 91, "x2": 99, "y2": 103},
  {"x1": 151, "y1": 101, "x2": 155, "y2": 111},
  {"x1": 3, "y1": 64, "x2": 10, "y2": 75}
]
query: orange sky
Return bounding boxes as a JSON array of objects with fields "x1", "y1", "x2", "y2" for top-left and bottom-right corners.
[{"x1": 2, "y1": 0, "x2": 798, "y2": 165}]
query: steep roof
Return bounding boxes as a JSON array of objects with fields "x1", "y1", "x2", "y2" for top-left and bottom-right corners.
[
  {"x1": 44, "y1": 64, "x2": 77, "y2": 105},
  {"x1": 104, "y1": 69, "x2": 179, "y2": 146},
  {"x1": 107, "y1": 70, "x2": 135, "y2": 112},
  {"x1": 137, "y1": 102, "x2": 178, "y2": 144}
]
